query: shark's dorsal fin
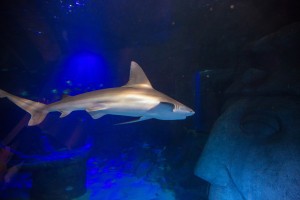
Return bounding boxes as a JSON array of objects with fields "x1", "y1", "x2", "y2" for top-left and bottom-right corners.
[
  {"x1": 123, "y1": 61, "x2": 153, "y2": 89},
  {"x1": 62, "y1": 94, "x2": 71, "y2": 99}
]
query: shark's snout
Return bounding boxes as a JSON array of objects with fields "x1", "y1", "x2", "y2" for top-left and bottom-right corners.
[
  {"x1": 177, "y1": 105, "x2": 195, "y2": 116},
  {"x1": 186, "y1": 106, "x2": 195, "y2": 115},
  {"x1": 187, "y1": 109, "x2": 195, "y2": 116},
  {"x1": 190, "y1": 110, "x2": 195, "y2": 115}
]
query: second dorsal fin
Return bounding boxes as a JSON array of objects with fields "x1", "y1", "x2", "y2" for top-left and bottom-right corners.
[{"x1": 62, "y1": 94, "x2": 71, "y2": 99}]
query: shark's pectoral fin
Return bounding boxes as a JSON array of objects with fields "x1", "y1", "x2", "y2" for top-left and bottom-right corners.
[
  {"x1": 115, "y1": 116, "x2": 151, "y2": 125},
  {"x1": 59, "y1": 111, "x2": 72, "y2": 118},
  {"x1": 86, "y1": 105, "x2": 107, "y2": 119},
  {"x1": 88, "y1": 111, "x2": 106, "y2": 119}
]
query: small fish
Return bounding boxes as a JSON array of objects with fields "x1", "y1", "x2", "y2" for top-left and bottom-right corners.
[{"x1": 0, "y1": 61, "x2": 194, "y2": 126}]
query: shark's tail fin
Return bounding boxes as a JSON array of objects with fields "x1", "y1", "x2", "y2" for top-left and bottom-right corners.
[
  {"x1": 0, "y1": 89, "x2": 8, "y2": 98},
  {"x1": 0, "y1": 89, "x2": 48, "y2": 126}
]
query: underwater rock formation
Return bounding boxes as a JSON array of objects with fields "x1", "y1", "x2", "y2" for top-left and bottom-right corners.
[
  {"x1": 194, "y1": 96, "x2": 300, "y2": 200},
  {"x1": 194, "y1": 23, "x2": 300, "y2": 200}
]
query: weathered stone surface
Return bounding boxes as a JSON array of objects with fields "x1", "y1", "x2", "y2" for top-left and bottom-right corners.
[
  {"x1": 195, "y1": 21, "x2": 300, "y2": 199},
  {"x1": 195, "y1": 96, "x2": 300, "y2": 200}
]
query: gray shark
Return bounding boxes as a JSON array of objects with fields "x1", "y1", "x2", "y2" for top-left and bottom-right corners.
[{"x1": 0, "y1": 61, "x2": 194, "y2": 126}]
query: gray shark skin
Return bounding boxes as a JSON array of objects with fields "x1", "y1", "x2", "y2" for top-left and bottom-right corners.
[{"x1": 0, "y1": 61, "x2": 194, "y2": 126}]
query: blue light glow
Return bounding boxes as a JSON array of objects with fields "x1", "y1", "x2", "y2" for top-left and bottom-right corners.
[
  {"x1": 44, "y1": 52, "x2": 112, "y2": 98},
  {"x1": 64, "y1": 53, "x2": 109, "y2": 88}
]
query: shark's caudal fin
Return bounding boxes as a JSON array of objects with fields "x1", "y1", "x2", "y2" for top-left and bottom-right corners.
[{"x1": 0, "y1": 89, "x2": 48, "y2": 126}]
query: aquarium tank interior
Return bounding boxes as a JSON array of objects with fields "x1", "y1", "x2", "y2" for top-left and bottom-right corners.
[{"x1": 0, "y1": 0, "x2": 300, "y2": 200}]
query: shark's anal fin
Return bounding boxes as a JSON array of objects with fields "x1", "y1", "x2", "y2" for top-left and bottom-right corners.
[
  {"x1": 59, "y1": 111, "x2": 71, "y2": 118},
  {"x1": 88, "y1": 111, "x2": 106, "y2": 119},
  {"x1": 115, "y1": 116, "x2": 151, "y2": 125}
]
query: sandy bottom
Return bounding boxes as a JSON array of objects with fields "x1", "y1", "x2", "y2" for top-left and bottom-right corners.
[
  {"x1": 1, "y1": 157, "x2": 175, "y2": 200},
  {"x1": 76, "y1": 158, "x2": 175, "y2": 200}
]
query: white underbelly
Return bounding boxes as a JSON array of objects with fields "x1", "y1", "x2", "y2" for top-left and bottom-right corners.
[{"x1": 103, "y1": 100, "x2": 159, "y2": 117}]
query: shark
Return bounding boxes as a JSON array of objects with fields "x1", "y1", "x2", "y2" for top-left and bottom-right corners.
[{"x1": 0, "y1": 61, "x2": 194, "y2": 126}]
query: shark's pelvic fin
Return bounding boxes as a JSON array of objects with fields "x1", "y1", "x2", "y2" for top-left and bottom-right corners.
[
  {"x1": 0, "y1": 89, "x2": 48, "y2": 126},
  {"x1": 123, "y1": 61, "x2": 153, "y2": 89},
  {"x1": 115, "y1": 116, "x2": 152, "y2": 125}
]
